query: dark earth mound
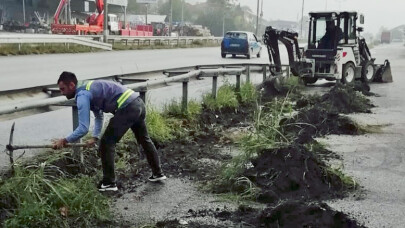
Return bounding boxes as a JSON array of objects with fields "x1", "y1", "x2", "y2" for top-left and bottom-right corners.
[
  {"x1": 259, "y1": 201, "x2": 366, "y2": 228},
  {"x1": 244, "y1": 145, "x2": 346, "y2": 204}
]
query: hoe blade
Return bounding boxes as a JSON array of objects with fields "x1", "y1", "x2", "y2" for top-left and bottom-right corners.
[{"x1": 375, "y1": 59, "x2": 393, "y2": 83}]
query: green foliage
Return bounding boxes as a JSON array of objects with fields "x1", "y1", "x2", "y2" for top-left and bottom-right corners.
[
  {"x1": 203, "y1": 84, "x2": 239, "y2": 110},
  {"x1": 163, "y1": 99, "x2": 202, "y2": 119},
  {"x1": 195, "y1": 2, "x2": 253, "y2": 36},
  {"x1": 241, "y1": 97, "x2": 293, "y2": 154},
  {"x1": 212, "y1": 96, "x2": 293, "y2": 196},
  {"x1": 158, "y1": 0, "x2": 192, "y2": 22},
  {"x1": 0, "y1": 164, "x2": 110, "y2": 227},
  {"x1": 239, "y1": 82, "x2": 258, "y2": 104},
  {"x1": 146, "y1": 106, "x2": 174, "y2": 143},
  {"x1": 325, "y1": 167, "x2": 358, "y2": 190},
  {"x1": 0, "y1": 44, "x2": 98, "y2": 56}
]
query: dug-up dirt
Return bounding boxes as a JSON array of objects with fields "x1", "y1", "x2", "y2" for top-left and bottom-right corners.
[
  {"x1": 0, "y1": 80, "x2": 378, "y2": 227},
  {"x1": 108, "y1": 82, "x2": 375, "y2": 227}
]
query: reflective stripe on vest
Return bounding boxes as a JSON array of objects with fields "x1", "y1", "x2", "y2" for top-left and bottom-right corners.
[
  {"x1": 86, "y1": 81, "x2": 94, "y2": 91},
  {"x1": 117, "y1": 89, "x2": 134, "y2": 109},
  {"x1": 85, "y1": 81, "x2": 134, "y2": 109}
]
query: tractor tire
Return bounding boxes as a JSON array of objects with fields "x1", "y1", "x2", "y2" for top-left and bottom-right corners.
[
  {"x1": 221, "y1": 53, "x2": 226, "y2": 58},
  {"x1": 341, "y1": 62, "x2": 356, "y2": 84},
  {"x1": 361, "y1": 61, "x2": 376, "y2": 83},
  {"x1": 303, "y1": 77, "x2": 318, "y2": 85}
]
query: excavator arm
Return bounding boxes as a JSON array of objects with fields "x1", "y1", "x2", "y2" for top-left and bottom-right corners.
[
  {"x1": 263, "y1": 26, "x2": 302, "y2": 76},
  {"x1": 53, "y1": 0, "x2": 68, "y2": 24},
  {"x1": 263, "y1": 26, "x2": 314, "y2": 77}
]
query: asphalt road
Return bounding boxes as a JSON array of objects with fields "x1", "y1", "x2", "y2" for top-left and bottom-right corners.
[
  {"x1": 323, "y1": 43, "x2": 405, "y2": 227},
  {"x1": 0, "y1": 46, "x2": 269, "y2": 91}
]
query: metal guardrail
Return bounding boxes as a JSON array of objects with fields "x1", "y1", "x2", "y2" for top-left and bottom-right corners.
[
  {"x1": 0, "y1": 63, "x2": 294, "y2": 117},
  {"x1": 101, "y1": 36, "x2": 223, "y2": 46},
  {"x1": 0, "y1": 67, "x2": 248, "y2": 116},
  {"x1": 0, "y1": 34, "x2": 112, "y2": 50},
  {"x1": 0, "y1": 63, "x2": 291, "y2": 162}
]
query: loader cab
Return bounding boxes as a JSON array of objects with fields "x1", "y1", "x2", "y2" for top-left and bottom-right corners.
[{"x1": 308, "y1": 11, "x2": 359, "y2": 50}]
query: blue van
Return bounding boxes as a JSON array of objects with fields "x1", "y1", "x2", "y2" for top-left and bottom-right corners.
[{"x1": 221, "y1": 31, "x2": 262, "y2": 59}]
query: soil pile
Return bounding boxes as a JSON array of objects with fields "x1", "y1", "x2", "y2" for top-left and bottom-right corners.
[
  {"x1": 286, "y1": 83, "x2": 375, "y2": 143},
  {"x1": 258, "y1": 201, "x2": 365, "y2": 227},
  {"x1": 244, "y1": 145, "x2": 345, "y2": 204},
  {"x1": 296, "y1": 82, "x2": 375, "y2": 114}
]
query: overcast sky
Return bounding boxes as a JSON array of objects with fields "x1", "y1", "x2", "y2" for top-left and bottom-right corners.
[
  {"x1": 186, "y1": 0, "x2": 404, "y2": 35},
  {"x1": 237, "y1": 0, "x2": 403, "y2": 35}
]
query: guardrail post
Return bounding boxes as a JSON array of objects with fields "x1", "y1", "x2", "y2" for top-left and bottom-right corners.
[
  {"x1": 262, "y1": 65, "x2": 267, "y2": 81},
  {"x1": 286, "y1": 66, "x2": 291, "y2": 78},
  {"x1": 246, "y1": 65, "x2": 250, "y2": 83},
  {"x1": 72, "y1": 106, "x2": 83, "y2": 164},
  {"x1": 212, "y1": 74, "x2": 218, "y2": 99},
  {"x1": 18, "y1": 43, "x2": 21, "y2": 51},
  {"x1": 236, "y1": 73, "x2": 241, "y2": 92},
  {"x1": 182, "y1": 79, "x2": 188, "y2": 113},
  {"x1": 139, "y1": 87, "x2": 147, "y2": 102}
]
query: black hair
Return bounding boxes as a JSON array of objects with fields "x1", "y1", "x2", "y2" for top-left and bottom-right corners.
[{"x1": 57, "y1": 71, "x2": 78, "y2": 85}]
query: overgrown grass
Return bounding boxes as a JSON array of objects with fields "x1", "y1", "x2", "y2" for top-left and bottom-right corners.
[
  {"x1": 358, "y1": 124, "x2": 389, "y2": 134},
  {"x1": 0, "y1": 44, "x2": 100, "y2": 56},
  {"x1": 203, "y1": 83, "x2": 239, "y2": 110},
  {"x1": 325, "y1": 167, "x2": 358, "y2": 190},
  {"x1": 163, "y1": 99, "x2": 202, "y2": 119},
  {"x1": 146, "y1": 106, "x2": 174, "y2": 143},
  {"x1": 211, "y1": 95, "x2": 294, "y2": 198},
  {"x1": 0, "y1": 163, "x2": 110, "y2": 227},
  {"x1": 0, "y1": 41, "x2": 219, "y2": 56},
  {"x1": 239, "y1": 82, "x2": 258, "y2": 104}
]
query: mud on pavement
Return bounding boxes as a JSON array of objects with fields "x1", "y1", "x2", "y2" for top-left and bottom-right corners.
[
  {"x1": 0, "y1": 82, "x2": 375, "y2": 227},
  {"x1": 112, "y1": 82, "x2": 373, "y2": 227}
]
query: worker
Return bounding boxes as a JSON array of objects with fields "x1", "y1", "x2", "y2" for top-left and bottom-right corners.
[
  {"x1": 318, "y1": 20, "x2": 343, "y2": 49},
  {"x1": 52, "y1": 71, "x2": 166, "y2": 192}
]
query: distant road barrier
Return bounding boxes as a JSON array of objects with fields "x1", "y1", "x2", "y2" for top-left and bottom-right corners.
[
  {"x1": 0, "y1": 34, "x2": 112, "y2": 50},
  {"x1": 92, "y1": 35, "x2": 223, "y2": 46},
  {"x1": 0, "y1": 34, "x2": 223, "y2": 50}
]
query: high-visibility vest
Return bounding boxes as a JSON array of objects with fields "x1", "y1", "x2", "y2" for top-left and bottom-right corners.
[{"x1": 86, "y1": 81, "x2": 134, "y2": 109}]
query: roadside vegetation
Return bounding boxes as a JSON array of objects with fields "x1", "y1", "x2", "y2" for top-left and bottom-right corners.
[
  {"x1": 0, "y1": 44, "x2": 100, "y2": 56},
  {"x1": 0, "y1": 41, "x2": 220, "y2": 56},
  {"x1": 0, "y1": 78, "x2": 375, "y2": 227}
]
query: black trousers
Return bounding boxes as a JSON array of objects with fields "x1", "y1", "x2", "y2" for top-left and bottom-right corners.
[{"x1": 99, "y1": 97, "x2": 163, "y2": 183}]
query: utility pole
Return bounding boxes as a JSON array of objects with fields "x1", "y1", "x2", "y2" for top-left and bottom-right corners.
[
  {"x1": 181, "y1": 0, "x2": 184, "y2": 36},
  {"x1": 103, "y1": 0, "x2": 108, "y2": 43},
  {"x1": 22, "y1": 0, "x2": 25, "y2": 24},
  {"x1": 222, "y1": 15, "x2": 225, "y2": 36},
  {"x1": 169, "y1": 0, "x2": 172, "y2": 35},
  {"x1": 67, "y1": 0, "x2": 71, "y2": 24},
  {"x1": 145, "y1": 3, "x2": 148, "y2": 25},
  {"x1": 300, "y1": 0, "x2": 305, "y2": 36},
  {"x1": 256, "y1": 0, "x2": 259, "y2": 35},
  {"x1": 260, "y1": 0, "x2": 263, "y2": 35},
  {"x1": 181, "y1": 0, "x2": 184, "y2": 24}
]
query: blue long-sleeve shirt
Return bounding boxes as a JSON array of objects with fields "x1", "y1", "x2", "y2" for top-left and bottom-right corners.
[
  {"x1": 65, "y1": 80, "x2": 138, "y2": 142},
  {"x1": 66, "y1": 90, "x2": 104, "y2": 142}
]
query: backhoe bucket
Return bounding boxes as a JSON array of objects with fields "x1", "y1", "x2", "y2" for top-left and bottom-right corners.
[{"x1": 374, "y1": 59, "x2": 393, "y2": 83}]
